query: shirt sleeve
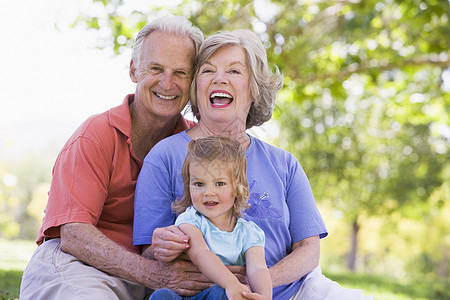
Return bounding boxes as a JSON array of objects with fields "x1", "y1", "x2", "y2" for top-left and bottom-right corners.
[
  {"x1": 286, "y1": 157, "x2": 328, "y2": 242},
  {"x1": 243, "y1": 220, "x2": 266, "y2": 253},
  {"x1": 42, "y1": 125, "x2": 112, "y2": 237},
  {"x1": 175, "y1": 207, "x2": 201, "y2": 228}
]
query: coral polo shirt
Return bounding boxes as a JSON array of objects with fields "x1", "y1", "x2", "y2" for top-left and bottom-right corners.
[{"x1": 37, "y1": 94, "x2": 194, "y2": 253}]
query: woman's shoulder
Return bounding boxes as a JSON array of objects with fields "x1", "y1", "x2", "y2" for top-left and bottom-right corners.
[
  {"x1": 144, "y1": 131, "x2": 190, "y2": 163},
  {"x1": 250, "y1": 136, "x2": 297, "y2": 161},
  {"x1": 155, "y1": 130, "x2": 190, "y2": 148}
]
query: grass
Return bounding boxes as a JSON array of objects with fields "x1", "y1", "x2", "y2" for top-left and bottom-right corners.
[
  {"x1": 1, "y1": 239, "x2": 448, "y2": 300},
  {"x1": 0, "y1": 239, "x2": 36, "y2": 300},
  {"x1": 324, "y1": 271, "x2": 450, "y2": 300}
]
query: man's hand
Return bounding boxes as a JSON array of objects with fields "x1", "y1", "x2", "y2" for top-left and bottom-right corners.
[
  {"x1": 226, "y1": 265, "x2": 248, "y2": 286},
  {"x1": 149, "y1": 258, "x2": 213, "y2": 296},
  {"x1": 150, "y1": 225, "x2": 190, "y2": 262}
]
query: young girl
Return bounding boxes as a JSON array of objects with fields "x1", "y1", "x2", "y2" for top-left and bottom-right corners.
[{"x1": 149, "y1": 135, "x2": 272, "y2": 300}]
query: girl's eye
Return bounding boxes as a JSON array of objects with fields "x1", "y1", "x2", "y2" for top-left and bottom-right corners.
[
  {"x1": 193, "y1": 182, "x2": 204, "y2": 187},
  {"x1": 216, "y1": 182, "x2": 225, "y2": 186}
]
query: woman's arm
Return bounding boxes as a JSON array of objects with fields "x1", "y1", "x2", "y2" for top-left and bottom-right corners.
[
  {"x1": 244, "y1": 246, "x2": 272, "y2": 299},
  {"x1": 268, "y1": 235, "x2": 320, "y2": 288},
  {"x1": 179, "y1": 223, "x2": 250, "y2": 299}
]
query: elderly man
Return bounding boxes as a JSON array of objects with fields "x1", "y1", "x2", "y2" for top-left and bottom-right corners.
[{"x1": 20, "y1": 15, "x2": 208, "y2": 299}]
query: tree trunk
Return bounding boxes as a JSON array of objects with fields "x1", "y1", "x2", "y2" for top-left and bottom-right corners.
[
  {"x1": 347, "y1": 219, "x2": 359, "y2": 271},
  {"x1": 438, "y1": 246, "x2": 448, "y2": 279}
]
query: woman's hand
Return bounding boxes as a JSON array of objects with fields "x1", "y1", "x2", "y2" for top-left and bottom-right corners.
[{"x1": 151, "y1": 225, "x2": 190, "y2": 262}]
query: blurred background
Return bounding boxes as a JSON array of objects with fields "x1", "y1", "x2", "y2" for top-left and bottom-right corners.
[{"x1": 0, "y1": 0, "x2": 449, "y2": 299}]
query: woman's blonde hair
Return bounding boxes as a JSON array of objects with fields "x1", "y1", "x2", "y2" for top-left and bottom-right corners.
[
  {"x1": 189, "y1": 29, "x2": 284, "y2": 129},
  {"x1": 173, "y1": 135, "x2": 249, "y2": 217}
]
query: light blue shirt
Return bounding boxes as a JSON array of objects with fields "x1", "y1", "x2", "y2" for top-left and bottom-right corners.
[{"x1": 175, "y1": 206, "x2": 265, "y2": 265}]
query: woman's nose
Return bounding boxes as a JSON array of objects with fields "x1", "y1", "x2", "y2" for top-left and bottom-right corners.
[{"x1": 213, "y1": 71, "x2": 227, "y2": 85}]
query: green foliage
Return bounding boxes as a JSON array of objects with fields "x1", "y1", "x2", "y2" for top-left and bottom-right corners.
[{"x1": 0, "y1": 154, "x2": 52, "y2": 240}]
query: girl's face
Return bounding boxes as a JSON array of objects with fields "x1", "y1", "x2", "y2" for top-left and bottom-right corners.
[
  {"x1": 189, "y1": 159, "x2": 236, "y2": 231},
  {"x1": 195, "y1": 45, "x2": 253, "y2": 129}
]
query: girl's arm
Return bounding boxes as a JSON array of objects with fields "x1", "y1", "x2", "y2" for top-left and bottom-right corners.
[
  {"x1": 179, "y1": 223, "x2": 250, "y2": 299},
  {"x1": 244, "y1": 246, "x2": 272, "y2": 300}
]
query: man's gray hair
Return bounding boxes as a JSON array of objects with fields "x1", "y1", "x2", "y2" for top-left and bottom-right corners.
[
  {"x1": 190, "y1": 29, "x2": 284, "y2": 129},
  {"x1": 132, "y1": 15, "x2": 204, "y2": 69}
]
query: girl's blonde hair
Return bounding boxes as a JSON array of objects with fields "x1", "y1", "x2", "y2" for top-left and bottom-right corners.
[{"x1": 173, "y1": 135, "x2": 249, "y2": 217}]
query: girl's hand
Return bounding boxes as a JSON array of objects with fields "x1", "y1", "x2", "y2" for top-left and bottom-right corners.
[
  {"x1": 241, "y1": 291, "x2": 270, "y2": 300},
  {"x1": 225, "y1": 283, "x2": 251, "y2": 300}
]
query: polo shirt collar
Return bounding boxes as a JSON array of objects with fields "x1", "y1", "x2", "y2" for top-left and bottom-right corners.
[{"x1": 107, "y1": 94, "x2": 132, "y2": 138}]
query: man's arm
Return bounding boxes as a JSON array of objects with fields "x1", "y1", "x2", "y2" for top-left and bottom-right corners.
[
  {"x1": 60, "y1": 222, "x2": 212, "y2": 296},
  {"x1": 268, "y1": 235, "x2": 320, "y2": 288}
]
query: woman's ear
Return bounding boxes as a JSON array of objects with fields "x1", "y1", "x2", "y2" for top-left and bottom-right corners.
[{"x1": 129, "y1": 59, "x2": 138, "y2": 83}]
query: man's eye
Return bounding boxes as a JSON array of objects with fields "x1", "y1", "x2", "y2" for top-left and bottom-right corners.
[
  {"x1": 150, "y1": 67, "x2": 162, "y2": 73},
  {"x1": 176, "y1": 71, "x2": 188, "y2": 78}
]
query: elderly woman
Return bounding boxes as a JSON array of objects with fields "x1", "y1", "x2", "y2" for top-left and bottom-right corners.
[{"x1": 133, "y1": 30, "x2": 372, "y2": 300}]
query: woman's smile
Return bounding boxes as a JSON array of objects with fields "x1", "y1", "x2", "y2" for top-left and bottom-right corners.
[{"x1": 209, "y1": 90, "x2": 234, "y2": 108}]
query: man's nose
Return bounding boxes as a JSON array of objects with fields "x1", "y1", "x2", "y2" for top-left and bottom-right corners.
[{"x1": 159, "y1": 71, "x2": 175, "y2": 90}]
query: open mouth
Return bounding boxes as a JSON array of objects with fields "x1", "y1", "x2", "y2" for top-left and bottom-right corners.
[
  {"x1": 203, "y1": 201, "x2": 219, "y2": 207},
  {"x1": 210, "y1": 90, "x2": 233, "y2": 107},
  {"x1": 155, "y1": 92, "x2": 176, "y2": 100}
]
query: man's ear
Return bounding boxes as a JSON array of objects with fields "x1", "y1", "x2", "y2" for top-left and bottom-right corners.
[{"x1": 130, "y1": 59, "x2": 138, "y2": 83}]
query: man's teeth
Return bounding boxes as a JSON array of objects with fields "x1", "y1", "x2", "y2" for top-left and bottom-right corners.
[
  {"x1": 156, "y1": 93, "x2": 176, "y2": 100},
  {"x1": 211, "y1": 92, "x2": 233, "y2": 99}
]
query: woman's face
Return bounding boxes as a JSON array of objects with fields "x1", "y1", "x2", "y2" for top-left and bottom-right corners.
[{"x1": 196, "y1": 45, "x2": 253, "y2": 129}]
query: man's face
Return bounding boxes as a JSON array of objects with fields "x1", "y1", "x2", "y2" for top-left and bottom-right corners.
[{"x1": 131, "y1": 31, "x2": 195, "y2": 120}]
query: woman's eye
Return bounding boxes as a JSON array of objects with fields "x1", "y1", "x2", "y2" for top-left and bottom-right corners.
[
  {"x1": 229, "y1": 69, "x2": 241, "y2": 74},
  {"x1": 201, "y1": 68, "x2": 212, "y2": 74}
]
